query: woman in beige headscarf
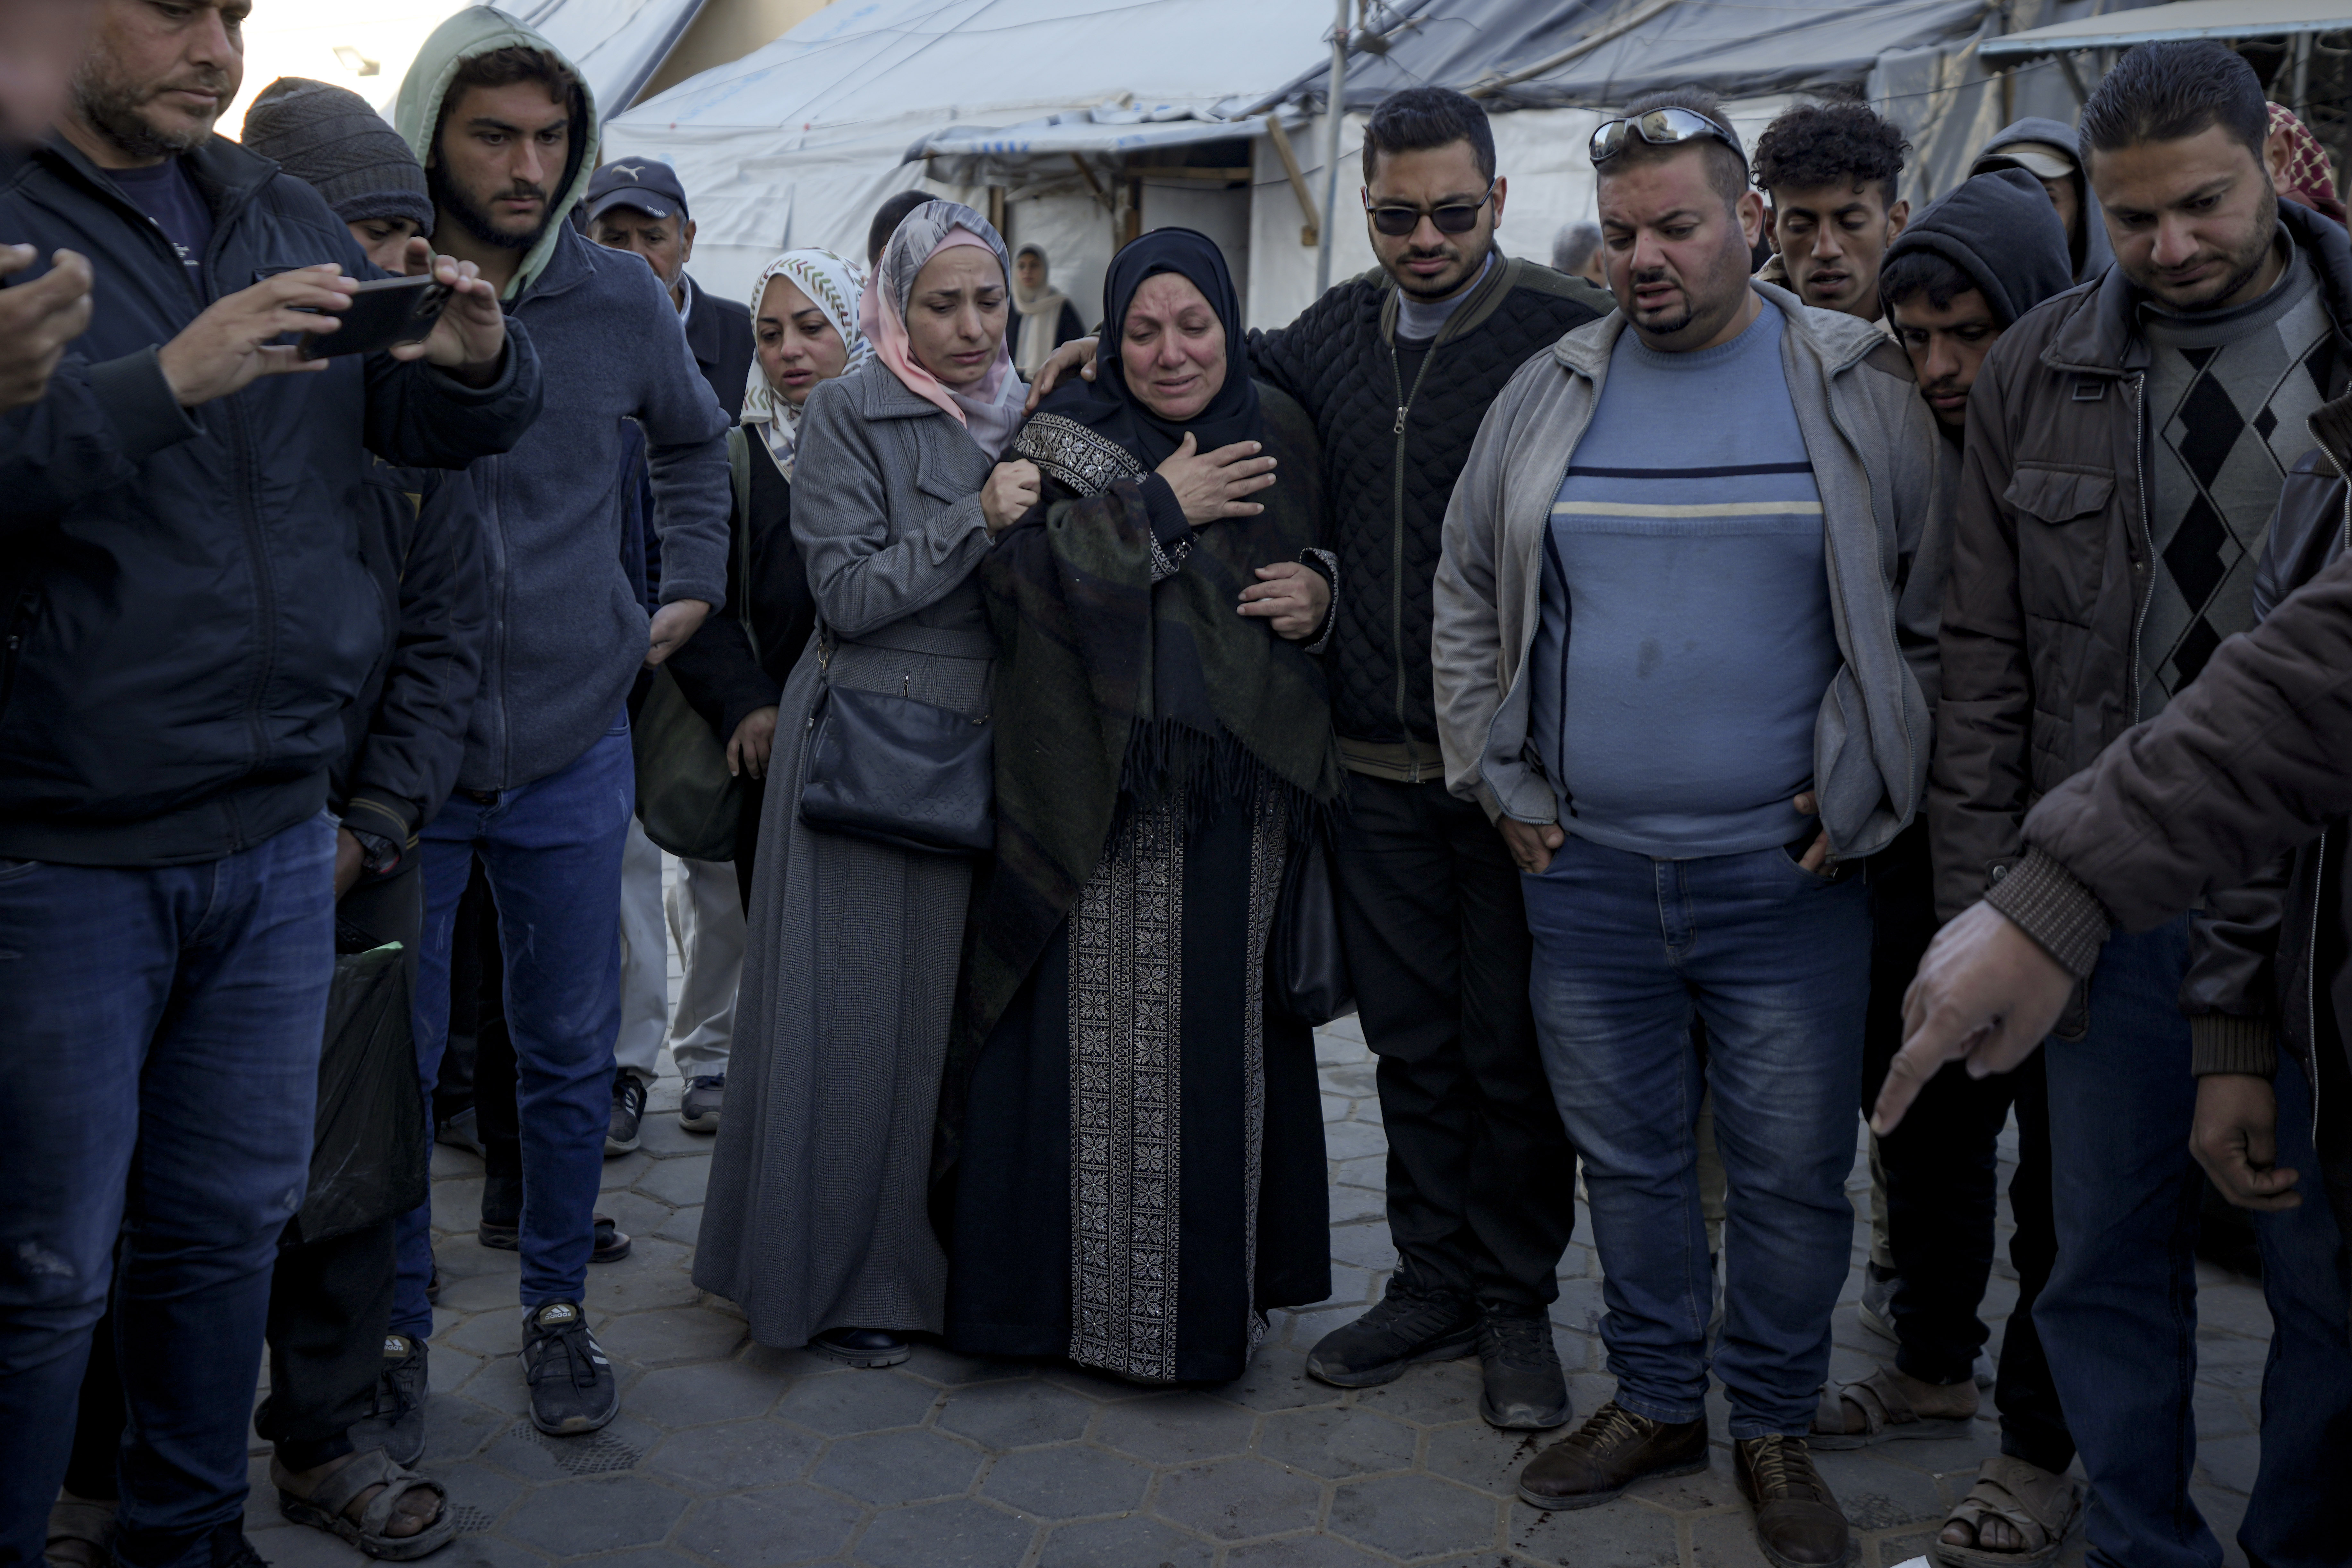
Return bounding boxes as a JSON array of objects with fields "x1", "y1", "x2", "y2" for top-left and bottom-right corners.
[{"x1": 1010, "y1": 242, "x2": 1087, "y2": 378}]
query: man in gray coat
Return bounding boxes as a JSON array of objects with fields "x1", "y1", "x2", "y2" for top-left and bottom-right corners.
[{"x1": 1432, "y1": 87, "x2": 1947, "y2": 1565}]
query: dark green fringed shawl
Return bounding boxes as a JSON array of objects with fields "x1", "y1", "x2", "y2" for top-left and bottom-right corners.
[{"x1": 934, "y1": 383, "x2": 1341, "y2": 1183}]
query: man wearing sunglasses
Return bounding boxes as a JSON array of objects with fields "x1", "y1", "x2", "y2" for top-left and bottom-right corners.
[
  {"x1": 1033, "y1": 83, "x2": 1612, "y2": 1435},
  {"x1": 1434, "y1": 86, "x2": 1949, "y2": 1565}
]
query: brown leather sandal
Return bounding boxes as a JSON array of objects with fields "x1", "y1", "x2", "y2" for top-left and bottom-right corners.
[
  {"x1": 1809, "y1": 1364, "x2": 1976, "y2": 1449},
  {"x1": 1934, "y1": 1454, "x2": 2082, "y2": 1567}
]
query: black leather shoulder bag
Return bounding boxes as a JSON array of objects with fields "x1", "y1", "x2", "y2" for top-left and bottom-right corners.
[{"x1": 796, "y1": 627, "x2": 994, "y2": 856}]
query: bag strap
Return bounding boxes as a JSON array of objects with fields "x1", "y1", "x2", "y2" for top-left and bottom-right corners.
[{"x1": 725, "y1": 427, "x2": 763, "y2": 668}]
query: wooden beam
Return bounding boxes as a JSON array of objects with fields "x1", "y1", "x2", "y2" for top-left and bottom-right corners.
[
  {"x1": 1069, "y1": 154, "x2": 1112, "y2": 213},
  {"x1": 1265, "y1": 118, "x2": 1320, "y2": 246}
]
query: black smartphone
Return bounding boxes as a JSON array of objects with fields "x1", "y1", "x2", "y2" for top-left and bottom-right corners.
[{"x1": 297, "y1": 273, "x2": 452, "y2": 361}]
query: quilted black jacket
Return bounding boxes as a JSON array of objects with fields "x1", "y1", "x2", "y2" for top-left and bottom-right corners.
[{"x1": 1248, "y1": 251, "x2": 1608, "y2": 764}]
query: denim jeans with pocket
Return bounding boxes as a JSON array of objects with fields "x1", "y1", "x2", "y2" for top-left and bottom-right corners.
[
  {"x1": 393, "y1": 722, "x2": 633, "y2": 1336},
  {"x1": 1522, "y1": 832, "x2": 1871, "y2": 1438},
  {"x1": 0, "y1": 815, "x2": 334, "y2": 1568}
]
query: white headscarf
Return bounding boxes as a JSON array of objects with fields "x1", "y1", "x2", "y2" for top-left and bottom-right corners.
[{"x1": 740, "y1": 247, "x2": 873, "y2": 480}]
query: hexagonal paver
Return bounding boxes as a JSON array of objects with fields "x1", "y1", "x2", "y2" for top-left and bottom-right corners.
[
  {"x1": 1347, "y1": 1359, "x2": 1482, "y2": 1427},
  {"x1": 629, "y1": 1357, "x2": 785, "y2": 1427},
  {"x1": 499, "y1": 1473, "x2": 688, "y2": 1555},
  {"x1": 935, "y1": 1378, "x2": 1096, "y2": 1447},
  {"x1": 1209, "y1": 1346, "x2": 1339, "y2": 1413},
  {"x1": 634, "y1": 1155, "x2": 710, "y2": 1207},
  {"x1": 1036, "y1": 1515, "x2": 1216, "y2": 1568},
  {"x1": 481, "y1": 1415, "x2": 659, "y2": 1483},
  {"x1": 1257, "y1": 1407, "x2": 1418, "y2": 1478},
  {"x1": 1805, "y1": 1448, "x2": 1947, "y2": 1529},
  {"x1": 593, "y1": 1306, "x2": 745, "y2": 1368},
  {"x1": 1510, "y1": 1496, "x2": 1681, "y2": 1566},
  {"x1": 771, "y1": 1367, "x2": 937, "y2": 1434},
  {"x1": 1420, "y1": 1419, "x2": 1540, "y2": 1497},
  {"x1": 654, "y1": 1204, "x2": 703, "y2": 1246},
  {"x1": 853, "y1": 1497, "x2": 1036, "y2": 1568},
  {"x1": 1223, "y1": 1536, "x2": 1393, "y2": 1567},
  {"x1": 1095, "y1": 1392, "x2": 1258, "y2": 1464},
  {"x1": 1153, "y1": 1457, "x2": 1324, "y2": 1541},
  {"x1": 1329, "y1": 1472, "x2": 1499, "y2": 1560},
  {"x1": 675, "y1": 1485, "x2": 862, "y2": 1567},
  {"x1": 1326, "y1": 1226, "x2": 1399, "y2": 1271},
  {"x1": 643, "y1": 1418, "x2": 823, "y2": 1494},
  {"x1": 585, "y1": 1257, "x2": 703, "y2": 1316},
  {"x1": 810, "y1": 1425, "x2": 983, "y2": 1504},
  {"x1": 982, "y1": 1443, "x2": 1151, "y2": 1518},
  {"x1": 1688, "y1": 1512, "x2": 1777, "y2": 1567}
]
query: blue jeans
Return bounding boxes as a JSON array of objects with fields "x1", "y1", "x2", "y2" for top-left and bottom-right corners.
[
  {"x1": 0, "y1": 816, "x2": 334, "y2": 1568},
  {"x1": 393, "y1": 724, "x2": 632, "y2": 1336},
  {"x1": 2039, "y1": 920, "x2": 2352, "y2": 1568},
  {"x1": 1523, "y1": 834, "x2": 1871, "y2": 1438}
]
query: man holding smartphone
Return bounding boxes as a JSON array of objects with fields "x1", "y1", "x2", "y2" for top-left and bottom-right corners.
[{"x1": 0, "y1": 1, "x2": 541, "y2": 1565}]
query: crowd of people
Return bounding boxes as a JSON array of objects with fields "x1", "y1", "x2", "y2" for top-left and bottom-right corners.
[{"x1": 3, "y1": 2, "x2": 2351, "y2": 1566}]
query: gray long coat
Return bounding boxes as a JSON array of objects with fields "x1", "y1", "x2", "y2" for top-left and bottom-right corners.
[{"x1": 692, "y1": 358, "x2": 1000, "y2": 1345}]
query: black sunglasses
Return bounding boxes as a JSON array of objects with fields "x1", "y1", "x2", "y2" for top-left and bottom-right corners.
[
  {"x1": 1364, "y1": 180, "x2": 1497, "y2": 238},
  {"x1": 1589, "y1": 108, "x2": 1747, "y2": 174}
]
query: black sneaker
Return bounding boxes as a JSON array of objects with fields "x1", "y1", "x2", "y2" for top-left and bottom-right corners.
[
  {"x1": 680, "y1": 1074, "x2": 724, "y2": 1134},
  {"x1": 1305, "y1": 1283, "x2": 1480, "y2": 1388},
  {"x1": 605, "y1": 1074, "x2": 645, "y2": 1156},
  {"x1": 523, "y1": 1300, "x2": 618, "y2": 1435},
  {"x1": 1477, "y1": 1309, "x2": 1572, "y2": 1430},
  {"x1": 345, "y1": 1334, "x2": 428, "y2": 1466}
]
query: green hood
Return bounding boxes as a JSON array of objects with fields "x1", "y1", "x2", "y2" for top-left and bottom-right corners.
[{"x1": 394, "y1": 5, "x2": 599, "y2": 299}]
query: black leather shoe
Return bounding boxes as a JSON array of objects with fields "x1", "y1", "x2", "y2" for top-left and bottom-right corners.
[
  {"x1": 1518, "y1": 1401, "x2": 1708, "y2": 1510},
  {"x1": 1477, "y1": 1310, "x2": 1572, "y2": 1429},
  {"x1": 1305, "y1": 1284, "x2": 1479, "y2": 1388},
  {"x1": 345, "y1": 1335, "x2": 428, "y2": 1466},
  {"x1": 809, "y1": 1327, "x2": 911, "y2": 1368},
  {"x1": 1734, "y1": 1434, "x2": 1851, "y2": 1567}
]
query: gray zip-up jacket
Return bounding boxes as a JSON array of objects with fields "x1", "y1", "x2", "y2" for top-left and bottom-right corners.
[{"x1": 1432, "y1": 281, "x2": 1951, "y2": 861}]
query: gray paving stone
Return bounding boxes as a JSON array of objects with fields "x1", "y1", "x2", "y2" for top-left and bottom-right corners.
[
  {"x1": 1329, "y1": 1472, "x2": 1499, "y2": 1560},
  {"x1": 1038, "y1": 1362, "x2": 1159, "y2": 1402},
  {"x1": 586, "y1": 1258, "x2": 705, "y2": 1317},
  {"x1": 1616, "y1": 1453, "x2": 1742, "y2": 1513},
  {"x1": 595, "y1": 1306, "x2": 746, "y2": 1368},
  {"x1": 1419, "y1": 1418, "x2": 1544, "y2": 1497},
  {"x1": 675, "y1": 1485, "x2": 864, "y2": 1566},
  {"x1": 452, "y1": 1354, "x2": 530, "y2": 1419},
  {"x1": 1349, "y1": 1358, "x2": 1483, "y2": 1427},
  {"x1": 631, "y1": 1357, "x2": 787, "y2": 1427},
  {"x1": 1331, "y1": 1155, "x2": 1385, "y2": 1189},
  {"x1": 773, "y1": 1368, "x2": 938, "y2": 1435},
  {"x1": 598, "y1": 1189, "x2": 676, "y2": 1239},
  {"x1": 654, "y1": 1204, "x2": 704, "y2": 1246},
  {"x1": 1809, "y1": 1448, "x2": 1948, "y2": 1530},
  {"x1": 1689, "y1": 1510, "x2": 1776, "y2": 1566},
  {"x1": 2198, "y1": 1431, "x2": 2261, "y2": 1494},
  {"x1": 1326, "y1": 1225, "x2": 1399, "y2": 1271},
  {"x1": 430, "y1": 1240, "x2": 522, "y2": 1283},
  {"x1": 1257, "y1": 1406, "x2": 1418, "y2": 1478},
  {"x1": 898, "y1": 1343, "x2": 1038, "y2": 1387},
  {"x1": 442, "y1": 1309, "x2": 529, "y2": 1360},
  {"x1": 601, "y1": 1151, "x2": 656, "y2": 1191},
  {"x1": 635, "y1": 1111, "x2": 710, "y2": 1156},
  {"x1": 235, "y1": 1524, "x2": 367, "y2": 1568},
  {"x1": 812, "y1": 1426, "x2": 984, "y2": 1505},
  {"x1": 1152, "y1": 1457, "x2": 1325, "y2": 1541},
  {"x1": 1325, "y1": 1184, "x2": 1385, "y2": 1224},
  {"x1": 1036, "y1": 1514, "x2": 1217, "y2": 1568},
  {"x1": 420, "y1": 1393, "x2": 508, "y2": 1467},
  {"x1": 982, "y1": 1442, "x2": 1152, "y2": 1518},
  {"x1": 437, "y1": 1269, "x2": 530, "y2": 1315},
  {"x1": 1223, "y1": 1536, "x2": 1392, "y2": 1567},
  {"x1": 399, "y1": 1535, "x2": 545, "y2": 1568},
  {"x1": 1094, "y1": 1391, "x2": 1259, "y2": 1464},
  {"x1": 1323, "y1": 1121, "x2": 1388, "y2": 1161},
  {"x1": 935, "y1": 1378, "x2": 1097, "y2": 1446},
  {"x1": 421, "y1": 1458, "x2": 525, "y2": 1537},
  {"x1": 1509, "y1": 1496, "x2": 1681, "y2": 1566},
  {"x1": 643, "y1": 1418, "x2": 823, "y2": 1494},
  {"x1": 499, "y1": 1472, "x2": 689, "y2": 1555},
  {"x1": 852, "y1": 1497, "x2": 1037, "y2": 1568},
  {"x1": 635, "y1": 1155, "x2": 711, "y2": 1207},
  {"x1": 481, "y1": 1415, "x2": 660, "y2": 1483},
  {"x1": 1211, "y1": 1345, "x2": 1340, "y2": 1413}
]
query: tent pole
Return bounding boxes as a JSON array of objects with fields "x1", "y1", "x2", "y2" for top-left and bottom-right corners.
[{"x1": 1316, "y1": 0, "x2": 1348, "y2": 296}]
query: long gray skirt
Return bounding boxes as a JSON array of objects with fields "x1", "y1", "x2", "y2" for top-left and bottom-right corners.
[{"x1": 692, "y1": 631, "x2": 992, "y2": 1346}]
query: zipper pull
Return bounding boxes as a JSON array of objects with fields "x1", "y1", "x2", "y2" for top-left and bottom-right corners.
[{"x1": 1393, "y1": 406, "x2": 1407, "y2": 436}]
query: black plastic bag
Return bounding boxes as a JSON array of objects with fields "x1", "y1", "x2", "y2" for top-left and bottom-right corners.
[{"x1": 294, "y1": 941, "x2": 429, "y2": 1244}]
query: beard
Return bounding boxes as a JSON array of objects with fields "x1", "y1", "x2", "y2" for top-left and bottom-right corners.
[
  {"x1": 2150, "y1": 186, "x2": 2280, "y2": 313},
  {"x1": 72, "y1": 56, "x2": 227, "y2": 159},
  {"x1": 429, "y1": 161, "x2": 552, "y2": 252}
]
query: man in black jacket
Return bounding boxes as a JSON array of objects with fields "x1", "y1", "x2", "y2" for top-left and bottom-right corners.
[
  {"x1": 0, "y1": 1, "x2": 538, "y2": 1562},
  {"x1": 1034, "y1": 85, "x2": 1609, "y2": 1430}
]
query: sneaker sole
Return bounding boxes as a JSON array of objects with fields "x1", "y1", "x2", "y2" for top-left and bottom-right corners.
[
  {"x1": 530, "y1": 1394, "x2": 619, "y2": 1436},
  {"x1": 679, "y1": 1110, "x2": 719, "y2": 1135},
  {"x1": 1306, "y1": 1326, "x2": 1480, "y2": 1388},
  {"x1": 1517, "y1": 1452, "x2": 1708, "y2": 1512},
  {"x1": 604, "y1": 1132, "x2": 641, "y2": 1156},
  {"x1": 808, "y1": 1338, "x2": 913, "y2": 1369},
  {"x1": 1481, "y1": 1392, "x2": 1573, "y2": 1431}
]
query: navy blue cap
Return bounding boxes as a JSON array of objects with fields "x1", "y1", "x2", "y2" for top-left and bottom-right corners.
[{"x1": 586, "y1": 157, "x2": 688, "y2": 225}]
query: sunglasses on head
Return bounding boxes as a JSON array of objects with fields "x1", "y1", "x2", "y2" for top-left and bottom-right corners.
[
  {"x1": 1364, "y1": 180, "x2": 1497, "y2": 238},
  {"x1": 1589, "y1": 107, "x2": 1748, "y2": 174}
]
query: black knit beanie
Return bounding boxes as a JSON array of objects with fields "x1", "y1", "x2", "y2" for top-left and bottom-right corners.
[{"x1": 244, "y1": 77, "x2": 434, "y2": 231}]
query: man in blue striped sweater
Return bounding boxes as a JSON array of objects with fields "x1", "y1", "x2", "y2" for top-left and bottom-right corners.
[{"x1": 1433, "y1": 86, "x2": 1949, "y2": 1567}]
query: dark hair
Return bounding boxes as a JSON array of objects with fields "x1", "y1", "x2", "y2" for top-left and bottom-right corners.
[
  {"x1": 867, "y1": 190, "x2": 933, "y2": 266},
  {"x1": 2079, "y1": 40, "x2": 2268, "y2": 166},
  {"x1": 1360, "y1": 86, "x2": 1496, "y2": 185},
  {"x1": 440, "y1": 45, "x2": 582, "y2": 130},
  {"x1": 1751, "y1": 101, "x2": 1909, "y2": 208},
  {"x1": 1598, "y1": 86, "x2": 1749, "y2": 208},
  {"x1": 1880, "y1": 247, "x2": 1983, "y2": 317}
]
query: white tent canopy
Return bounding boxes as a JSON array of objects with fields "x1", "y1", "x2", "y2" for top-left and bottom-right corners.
[
  {"x1": 601, "y1": 0, "x2": 1333, "y2": 311},
  {"x1": 1982, "y1": 0, "x2": 2352, "y2": 60}
]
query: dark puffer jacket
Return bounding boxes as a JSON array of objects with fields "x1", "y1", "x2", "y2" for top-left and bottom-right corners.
[{"x1": 1249, "y1": 252, "x2": 1608, "y2": 773}]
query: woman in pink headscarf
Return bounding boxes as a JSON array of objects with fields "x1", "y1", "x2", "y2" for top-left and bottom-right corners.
[{"x1": 694, "y1": 201, "x2": 1042, "y2": 1369}]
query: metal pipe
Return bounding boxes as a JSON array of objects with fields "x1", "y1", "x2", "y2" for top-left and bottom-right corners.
[{"x1": 1316, "y1": 0, "x2": 1348, "y2": 296}]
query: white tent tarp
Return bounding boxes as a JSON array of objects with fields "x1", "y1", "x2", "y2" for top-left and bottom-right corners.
[{"x1": 603, "y1": 0, "x2": 1332, "y2": 310}]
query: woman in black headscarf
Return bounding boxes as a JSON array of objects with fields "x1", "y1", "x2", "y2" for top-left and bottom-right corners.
[{"x1": 941, "y1": 229, "x2": 1344, "y2": 1384}]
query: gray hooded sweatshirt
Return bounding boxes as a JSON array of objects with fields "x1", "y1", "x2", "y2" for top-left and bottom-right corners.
[
  {"x1": 394, "y1": 7, "x2": 731, "y2": 791},
  {"x1": 1971, "y1": 116, "x2": 2115, "y2": 286}
]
